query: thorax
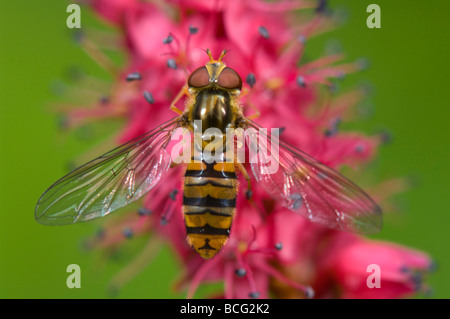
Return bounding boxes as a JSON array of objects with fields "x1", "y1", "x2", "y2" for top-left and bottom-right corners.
[{"x1": 191, "y1": 89, "x2": 234, "y2": 133}]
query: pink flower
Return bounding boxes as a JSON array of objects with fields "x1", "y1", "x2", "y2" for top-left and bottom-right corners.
[
  {"x1": 314, "y1": 234, "x2": 433, "y2": 298},
  {"x1": 63, "y1": 0, "x2": 432, "y2": 298},
  {"x1": 90, "y1": 0, "x2": 138, "y2": 25}
]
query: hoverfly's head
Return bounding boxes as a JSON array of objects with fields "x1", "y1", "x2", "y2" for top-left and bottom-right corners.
[{"x1": 187, "y1": 49, "x2": 242, "y2": 92}]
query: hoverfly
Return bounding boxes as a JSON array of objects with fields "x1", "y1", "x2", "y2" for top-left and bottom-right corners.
[{"x1": 35, "y1": 49, "x2": 382, "y2": 259}]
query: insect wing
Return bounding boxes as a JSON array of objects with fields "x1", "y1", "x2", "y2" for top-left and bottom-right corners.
[
  {"x1": 35, "y1": 118, "x2": 181, "y2": 225},
  {"x1": 245, "y1": 120, "x2": 382, "y2": 234}
]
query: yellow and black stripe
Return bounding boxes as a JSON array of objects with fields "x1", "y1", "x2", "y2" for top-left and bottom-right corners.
[{"x1": 183, "y1": 159, "x2": 236, "y2": 259}]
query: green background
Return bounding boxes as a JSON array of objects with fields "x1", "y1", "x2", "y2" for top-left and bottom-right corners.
[{"x1": 0, "y1": 1, "x2": 449, "y2": 298}]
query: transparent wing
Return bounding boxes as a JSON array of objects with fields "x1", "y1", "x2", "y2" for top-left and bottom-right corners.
[
  {"x1": 35, "y1": 117, "x2": 182, "y2": 225},
  {"x1": 245, "y1": 119, "x2": 382, "y2": 234}
]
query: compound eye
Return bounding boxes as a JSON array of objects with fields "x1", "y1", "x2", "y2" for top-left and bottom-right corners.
[
  {"x1": 188, "y1": 66, "x2": 210, "y2": 88},
  {"x1": 217, "y1": 67, "x2": 242, "y2": 90}
]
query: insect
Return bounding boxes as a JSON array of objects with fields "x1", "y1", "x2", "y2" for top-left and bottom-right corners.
[{"x1": 35, "y1": 49, "x2": 382, "y2": 259}]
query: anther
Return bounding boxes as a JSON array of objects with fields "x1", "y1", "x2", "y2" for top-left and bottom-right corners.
[
  {"x1": 355, "y1": 144, "x2": 365, "y2": 153},
  {"x1": 99, "y1": 95, "x2": 109, "y2": 105},
  {"x1": 143, "y1": 91, "x2": 154, "y2": 104},
  {"x1": 169, "y1": 189, "x2": 179, "y2": 201},
  {"x1": 305, "y1": 286, "x2": 315, "y2": 299},
  {"x1": 160, "y1": 217, "x2": 168, "y2": 226},
  {"x1": 126, "y1": 72, "x2": 142, "y2": 82},
  {"x1": 167, "y1": 59, "x2": 177, "y2": 69},
  {"x1": 122, "y1": 227, "x2": 133, "y2": 239},
  {"x1": 249, "y1": 291, "x2": 260, "y2": 299},
  {"x1": 258, "y1": 26, "x2": 270, "y2": 39},
  {"x1": 246, "y1": 73, "x2": 256, "y2": 88},
  {"x1": 189, "y1": 25, "x2": 198, "y2": 34},
  {"x1": 275, "y1": 242, "x2": 283, "y2": 251},
  {"x1": 298, "y1": 34, "x2": 307, "y2": 44},
  {"x1": 245, "y1": 189, "x2": 253, "y2": 200},
  {"x1": 324, "y1": 117, "x2": 341, "y2": 137},
  {"x1": 315, "y1": 0, "x2": 328, "y2": 14},
  {"x1": 410, "y1": 272, "x2": 423, "y2": 291},
  {"x1": 163, "y1": 34, "x2": 173, "y2": 44},
  {"x1": 399, "y1": 266, "x2": 411, "y2": 274},
  {"x1": 428, "y1": 260, "x2": 438, "y2": 272},
  {"x1": 96, "y1": 228, "x2": 105, "y2": 239},
  {"x1": 328, "y1": 82, "x2": 338, "y2": 93},
  {"x1": 161, "y1": 193, "x2": 177, "y2": 225},
  {"x1": 235, "y1": 268, "x2": 247, "y2": 277},
  {"x1": 296, "y1": 76, "x2": 306, "y2": 87},
  {"x1": 138, "y1": 207, "x2": 152, "y2": 216},
  {"x1": 356, "y1": 58, "x2": 370, "y2": 71},
  {"x1": 72, "y1": 29, "x2": 84, "y2": 44},
  {"x1": 379, "y1": 130, "x2": 393, "y2": 144}
]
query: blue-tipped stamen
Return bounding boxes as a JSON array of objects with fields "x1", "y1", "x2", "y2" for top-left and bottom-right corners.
[
  {"x1": 258, "y1": 26, "x2": 270, "y2": 39},
  {"x1": 316, "y1": 0, "x2": 328, "y2": 14},
  {"x1": 123, "y1": 227, "x2": 133, "y2": 239},
  {"x1": 298, "y1": 34, "x2": 307, "y2": 44},
  {"x1": 189, "y1": 25, "x2": 198, "y2": 34},
  {"x1": 296, "y1": 75, "x2": 306, "y2": 87},
  {"x1": 324, "y1": 117, "x2": 341, "y2": 137},
  {"x1": 235, "y1": 268, "x2": 247, "y2": 277},
  {"x1": 163, "y1": 34, "x2": 173, "y2": 44},
  {"x1": 169, "y1": 189, "x2": 179, "y2": 201},
  {"x1": 138, "y1": 207, "x2": 152, "y2": 216},
  {"x1": 355, "y1": 144, "x2": 365, "y2": 153},
  {"x1": 246, "y1": 73, "x2": 256, "y2": 88},
  {"x1": 143, "y1": 91, "x2": 154, "y2": 104},
  {"x1": 249, "y1": 291, "x2": 260, "y2": 299},
  {"x1": 167, "y1": 59, "x2": 177, "y2": 69},
  {"x1": 305, "y1": 286, "x2": 315, "y2": 299},
  {"x1": 126, "y1": 72, "x2": 142, "y2": 82}
]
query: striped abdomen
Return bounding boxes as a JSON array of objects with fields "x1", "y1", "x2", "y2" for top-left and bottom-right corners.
[{"x1": 183, "y1": 160, "x2": 236, "y2": 259}]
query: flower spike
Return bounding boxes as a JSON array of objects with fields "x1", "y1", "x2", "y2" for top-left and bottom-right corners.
[{"x1": 61, "y1": 0, "x2": 432, "y2": 300}]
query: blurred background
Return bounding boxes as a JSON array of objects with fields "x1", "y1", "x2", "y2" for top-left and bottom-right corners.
[{"x1": 0, "y1": 0, "x2": 449, "y2": 298}]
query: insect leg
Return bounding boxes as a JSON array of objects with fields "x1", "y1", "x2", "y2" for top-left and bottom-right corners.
[
  {"x1": 236, "y1": 162, "x2": 268, "y2": 220},
  {"x1": 238, "y1": 86, "x2": 260, "y2": 119},
  {"x1": 245, "y1": 101, "x2": 260, "y2": 120},
  {"x1": 239, "y1": 87, "x2": 250, "y2": 98},
  {"x1": 236, "y1": 162, "x2": 253, "y2": 199},
  {"x1": 170, "y1": 85, "x2": 189, "y2": 115}
]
